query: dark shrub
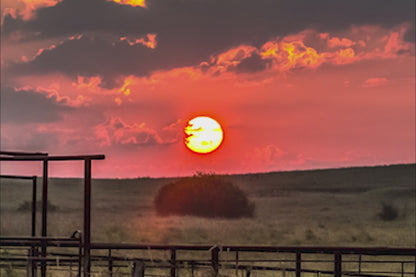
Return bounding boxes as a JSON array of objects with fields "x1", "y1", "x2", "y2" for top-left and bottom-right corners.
[
  {"x1": 378, "y1": 202, "x2": 399, "y2": 221},
  {"x1": 154, "y1": 174, "x2": 254, "y2": 218}
]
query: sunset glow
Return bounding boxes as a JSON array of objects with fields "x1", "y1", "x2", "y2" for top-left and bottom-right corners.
[{"x1": 0, "y1": 0, "x2": 414, "y2": 177}]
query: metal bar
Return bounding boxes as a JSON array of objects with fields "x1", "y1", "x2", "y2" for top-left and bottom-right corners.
[
  {"x1": 31, "y1": 176, "x2": 37, "y2": 237},
  {"x1": 0, "y1": 155, "x2": 105, "y2": 161},
  {"x1": 88, "y1": 243, "x2": 416, "y2": 256},
  {"x1": 170, "y1": 249, "x2": 176, "y2": 277},
  {"x1": 41, "y1": 160, "x2": 48, "y2": 277},
  {"x1": 1, "y1": 237, "x2": 79, "y2": 241},
  {"x1": 296, "y1": 252, "x2": 301, "y2": 277},
  {"x1": 358, "y1": 255, "x2": 361, "y2": 277},
  {"x1": 335, "y1": 252, "x2": 342, "y2": 277},
  {"x1": 83, "y1": 158, "x2": 92, "y2": 277},
  {"x1": 0, "y1": 151, "x2": 48, "y2": 156},
  {"x1": 0, "y1": 174, "x2": 36, "y2": 180}
]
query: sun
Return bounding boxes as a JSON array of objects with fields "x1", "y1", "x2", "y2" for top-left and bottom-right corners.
[{"x1": 184, "y1": 116, "x2": 224, "y2": 154}]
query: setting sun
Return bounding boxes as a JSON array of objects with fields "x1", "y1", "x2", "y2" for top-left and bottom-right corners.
[{"x1": 184, "y1": 116, "x2": 224, "y2": 154}]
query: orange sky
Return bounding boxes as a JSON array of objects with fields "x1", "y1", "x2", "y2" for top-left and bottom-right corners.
[{"x1": 1, "y1": 0, "x2": 415, "y2": 177}]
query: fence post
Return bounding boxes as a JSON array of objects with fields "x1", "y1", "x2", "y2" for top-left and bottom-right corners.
[
  {"x1": 41, "y1": 160, "x2": 48, "y2": 277},
  {"x1": 334, "y1": 252, "x2": 342, "y2": 277},
  {"x1": 211, "y1": 247, "x2": 219, "y2": 275},
  {"x1": 170, "y1": 249, "x2": 176, "y2": 277},
  {"x1": 401, "y1": 262, "x2": 404, "y2": 277},
  {"x1": 108, "y1": 249, "x2": 113, "y2": 277},
  {"x1": 132, "y1": 260, "x2": 145, "y2": 277},
  {"x1": 83, "y1": 158, "x2": 92, "y2": 277},
  {"x1": 235, "y1": 251, "x2": 239, "y2": 277},
  {"x1": 296, "y1": 252, "x2": 301, "y2": 277}
]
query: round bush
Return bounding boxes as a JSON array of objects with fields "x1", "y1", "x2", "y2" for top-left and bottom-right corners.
[{"x1": 154, "y1": 174, "x2": 254, "y2": 218}]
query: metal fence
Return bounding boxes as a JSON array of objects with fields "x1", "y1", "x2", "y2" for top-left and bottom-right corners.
[
  {"x1": 1, "y1": 150, "x2": 415, "y2": 276},
  {"x1": 1, "y1": 237, "x2": 415, "y2": 277}
]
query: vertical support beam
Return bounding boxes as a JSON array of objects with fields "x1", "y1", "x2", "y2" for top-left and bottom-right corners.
[
  {"x1": 108, "y1": 249, "x2": 113, "y2": 277},
  {"x1": 78, "y1": 235, "x2": 82, "y2": 277},
  {"x1": 235, "y1": 251, "x2": 239, "y2": 277},
  {"x1": 132, "y1": 260, "x2": 145, "y2": 277},
  {"x1": 211, "y1": 247, "x2": 219, "y2": 275},
  {"x1": 41, "y1": 160, "x2": 48, "y2": 277},
  {"x1": 83, "y1": 158, "x2": 92, "y2": 277},
  {"x1": 401, "y1": 262, "x2": 404, "y2": 277},
  {"x1": 170, "y1": 249, "x2": 176, "y2": 277},
  {"x1": 31, "y1": 176, "x2": 37, "y2": 237},
  {"x1": 358, "y1": 255, "x2": 361, "y2": 277},
  {"x1": 334, "y1": 252, "x2": 342, "y2": 277},
  {"x1": 31, "y1": 176, "x2": 37, "y2": 277},
  {"x1": 296, "y1": 252, "x2": 301, "y2": 277}
]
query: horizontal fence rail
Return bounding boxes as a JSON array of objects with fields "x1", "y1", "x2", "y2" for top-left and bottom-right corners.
[{"x1": 1, "y1": 238, "x2": 415, "y2": 277}]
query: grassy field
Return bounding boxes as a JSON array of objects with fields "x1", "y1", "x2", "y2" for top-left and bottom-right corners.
[{"x1": 1, "y1": 164, "x2": 415, "y2": 247}]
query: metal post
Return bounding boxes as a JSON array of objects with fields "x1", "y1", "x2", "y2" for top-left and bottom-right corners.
[
  {"x1": 296, "y1": 252, "x2": 301, "y2": 277},
  {"x1": 358, "y1": 255, "x2": 361, "y2": 277},
  {"x1": 109, "y1": 249, "x2": 113, "y2": 277},
  {"x1": 78, "y1": 235, "x2": 82, "y2": 277},
  {"x1": 334, "y1": 252, "x2": 342, "y2": 277},
  {"x1": 41, "y1": 160, "x2": 48, "y2": 277},
  {"x1": 235, "y1": 251, "x2": 239, "y2": 277},
  {"x1": 170, "y1": 249, "x2": 176, "y2": 277},
  {"x1": 31, "y1": 176, "x2": 37, "y2": 277},
  {"x1": 83, "y1": 159, "x2": 92, "y2": 277},
  {"x1": 211, "y1": 247, "x2": 219, "y2": 275},
  {"x1": 31, "y1": 176, "x2": 37, "y2": 237},
  {"x1": 132, "y1": 260, "x2": 145, "y2": 277},
  {"x1": 401, "y1": 262, "x2": 404, "y2": 277}
]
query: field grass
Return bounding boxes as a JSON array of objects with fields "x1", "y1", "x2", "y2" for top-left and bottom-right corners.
[{"x1": 1, "y1": 164, "x2": 415, "y2": 248}]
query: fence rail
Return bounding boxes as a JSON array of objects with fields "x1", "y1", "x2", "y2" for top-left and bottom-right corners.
[{"x1": 1, "y1": 237, "x2": 415, "y2": 277}]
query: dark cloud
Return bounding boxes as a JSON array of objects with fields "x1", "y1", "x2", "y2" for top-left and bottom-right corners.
[
  {"x1": 230, "y1": 53, "x2": 272, "y2": 73},
  {"x1": 3, "y1": 0, "x2": 413, "y2": 85},
  {"x1": 3, "y1": 0, "x2": 412, "y2": 41},
  {"x1": 7, "y1": 35, "x2": 206, "y2": 88},
  {"x1": 0, "y1": 86, "x2": 73, "y2": 123}
]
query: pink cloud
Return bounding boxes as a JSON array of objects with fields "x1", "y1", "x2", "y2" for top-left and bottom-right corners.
[
  {"x1": 94, "y1": 115, "x2": 178, "y2": 148},
  {"x1": 362, "y1": 77, "x2": 388, "y2": 88},
  {"x1": 327, "y1": 37, "x2": 355, "y2": 48}
]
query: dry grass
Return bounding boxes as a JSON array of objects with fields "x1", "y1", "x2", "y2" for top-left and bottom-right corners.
[{"x1": 1, "y1": 164, "x2": 415, "y2": 248}]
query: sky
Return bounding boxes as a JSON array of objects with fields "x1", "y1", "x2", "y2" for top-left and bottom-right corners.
[{"x1": 0, "y1": 0, "x2": 415, "y2": 178}]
